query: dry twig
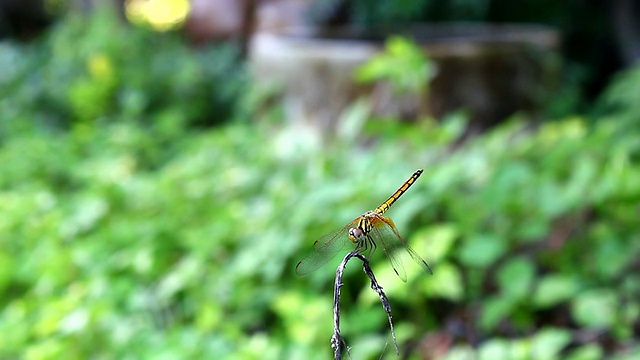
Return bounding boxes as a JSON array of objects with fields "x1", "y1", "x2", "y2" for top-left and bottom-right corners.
[{"x1": 332, "y1": 251, "x2": 399, "y2": 359}]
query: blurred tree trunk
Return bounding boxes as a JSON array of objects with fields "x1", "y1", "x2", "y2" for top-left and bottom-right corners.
[
  {"x1": 613, "y1": 0, "x2": 640, "y2": 65},
  {"x1": 241, "y1": 0, "x2": 257, "y2": 57}
]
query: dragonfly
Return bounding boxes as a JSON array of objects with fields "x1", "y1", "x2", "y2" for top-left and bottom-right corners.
[{"x1": 296, "y1": 169, "x2": 432, "y2": 282}]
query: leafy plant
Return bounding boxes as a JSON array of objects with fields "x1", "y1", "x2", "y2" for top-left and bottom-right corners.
[
  {"x1": 1, "y1": 6, "x2": 640, "y2": 359},
  {"x1": 596, "y1": 62, "x2": 640, "y2": 130},
  {"x1": 2, "y1": 108, "x2": 639, "y2": 358},
  {"x1": 354, "y1": 36, "x2": 435, "y2": 97},
  {"x1": 0, "y1": 4, "x2": 246, "y2": 137}
]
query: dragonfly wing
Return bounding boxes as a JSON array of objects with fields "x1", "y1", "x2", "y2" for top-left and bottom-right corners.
[
  {"x1": 295, "y1": 220, "x2": 357, "y2": 276},
  {"x1": 403, "y1": 244, "x2": 433, "y2": 275},
  {"x1": 369, "y1": 218, "x2": 408, "y2": 282},
  {"x1": 372, "y1": 215, "x2": 433, "y2": 279},
  {"x1": 382, "y1": 217, "x2": 433, "y2": 274}
]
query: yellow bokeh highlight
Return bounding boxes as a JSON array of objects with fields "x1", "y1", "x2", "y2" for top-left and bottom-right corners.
[{"x1": 125, "y1": 0, "x2": 191, "y2": 31}]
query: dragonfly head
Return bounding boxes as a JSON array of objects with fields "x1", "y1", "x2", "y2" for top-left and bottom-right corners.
[{"x1": 348, "y1": 227, "x2": 365, "y2": 243}]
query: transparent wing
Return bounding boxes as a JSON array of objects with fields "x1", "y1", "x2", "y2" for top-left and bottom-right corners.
[
  {"x1": 295, "y1": 218, "x2": 359, "y2": 276},
  {"x1": 369, "y1": 218, "x2": 408, "y2": 282},
  {"x1": 370, "y1": 215, "x2": 433, "y2": 282}
]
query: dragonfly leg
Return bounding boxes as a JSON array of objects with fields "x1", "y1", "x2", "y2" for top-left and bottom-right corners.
[
  {"x1": 369, "y1": 235, "x2": 377, "y2": 254},
  {"x1": 357, "y1": 234, "x2": 377, "y2": 258}
]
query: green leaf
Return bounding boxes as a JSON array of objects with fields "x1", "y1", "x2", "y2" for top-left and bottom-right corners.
[
  {"x1": 533, "y1": 275, "x2": 579, "y2": 308},
  {"x1": 496, "y1": 256, "x2": 536, "y2": 300},
  {"x1": 480, "y1": 296, "x2": 514, "y2": 331},
  {"x1": 531, "y1": 328, "x2": 572, "y2": 360},
  {"x1": 593, "y1": 232, "x2": 636, "y2": 279},
  {"x1": 443, "y1": 345, "x2": 475, "y2": 360},
  {"x1": 422, "y1": 262, "x2": 463, "y2": 301},
  {"x1": 478, "y1": 338, "x2": 512, "y2": 360},
  {"x1": 410, "y1": 223, "x2": 458, "y2": 263},
  {"x1": 353, "y1": 36, "x2": 434, "y2": 94},
  {"x1": 571, "y1": 289, "x2": 618, "y2": 329},
  {"x1": 565, "y1": 344, "x2": 604, "y2": 360},
  {"x1": 458, "y1": 234, "x2": 507, "y2": 268}
]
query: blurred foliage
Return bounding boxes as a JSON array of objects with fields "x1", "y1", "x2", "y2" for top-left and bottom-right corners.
[
  {"x1": 314, "y1": 0, "x2": 616, "y2": 118},
  {"x1": 354, "y1": 36, "x2": 435, "y2": 97},
  {"x1": 596, "y1": 62, "x2": 640, "y2": 130},
  {"x1": 1, "y1": 5, "x2": 640, "y2": 360},
  {"x1": 0, "y1": 4, "x2": 246, "y2": 137},
  {"x1": 1, "y1": 109, "x2": 640, "y2": 358}
]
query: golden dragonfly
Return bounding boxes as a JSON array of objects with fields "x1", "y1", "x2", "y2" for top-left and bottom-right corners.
[{"x1": 296, "y1": 169, "x2": 432, "y2": 282}]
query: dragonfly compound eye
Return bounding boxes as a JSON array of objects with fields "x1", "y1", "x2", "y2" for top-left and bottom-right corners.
[{"x1": 348, "y1": 227, "x2": 364, "y2": 241}]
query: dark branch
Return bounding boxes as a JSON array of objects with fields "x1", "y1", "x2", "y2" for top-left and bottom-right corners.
[
  {"x1": 332, "y1": 251, "x2": 399, "y2": 359},
  {"x1": 354, "y1": 252, "x2": 399, "y2": 356}
]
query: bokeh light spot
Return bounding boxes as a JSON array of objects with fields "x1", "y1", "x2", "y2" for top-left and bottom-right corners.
[{"x1": 125, "y1": 0, "x2": 191, "y2": 31}]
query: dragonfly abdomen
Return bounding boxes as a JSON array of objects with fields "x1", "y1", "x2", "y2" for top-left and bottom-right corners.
[{"x1": 374, "y1": 169, "x2": 423, "y2": 214}]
